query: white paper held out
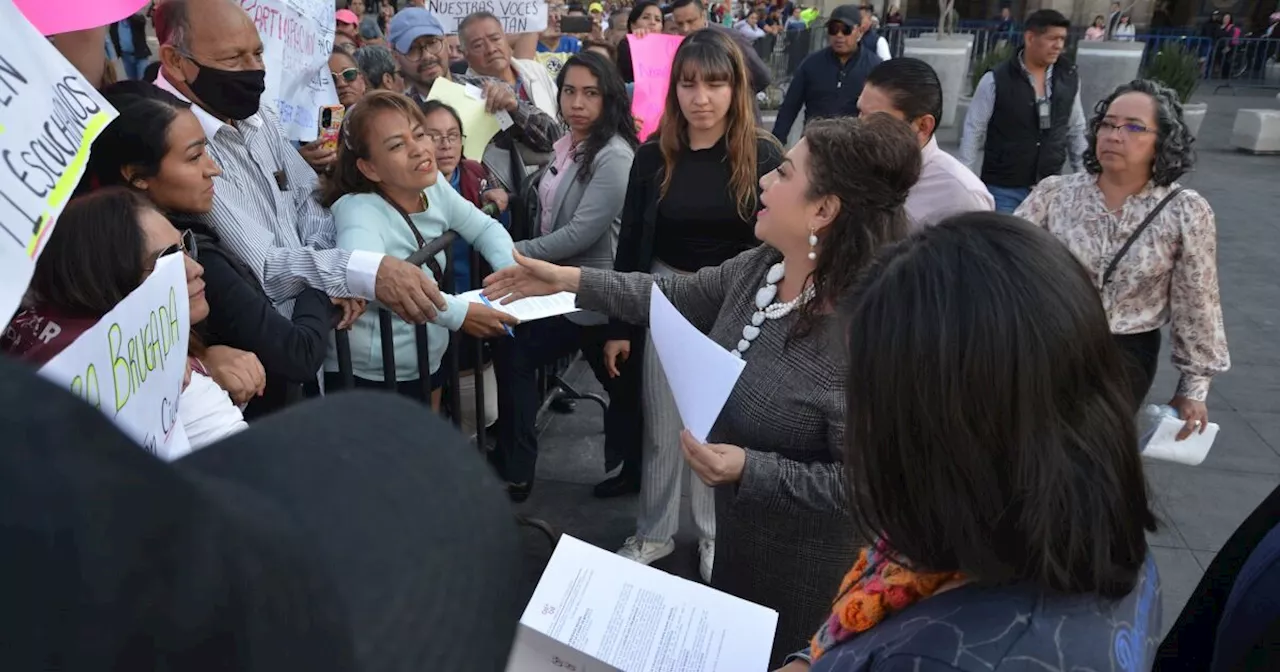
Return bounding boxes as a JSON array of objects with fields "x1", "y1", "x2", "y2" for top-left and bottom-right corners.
[{"x1": 647, "y1": 283, "x2": 745, "y2": 443}]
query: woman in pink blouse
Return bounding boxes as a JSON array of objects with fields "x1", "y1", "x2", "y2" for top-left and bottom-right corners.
[{"x1": 1016, "y1": 79, "x2": 1229, "y2": 440}]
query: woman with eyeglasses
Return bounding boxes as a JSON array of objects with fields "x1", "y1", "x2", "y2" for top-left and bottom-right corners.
[
  {"x1": 330, "y1": 48, "x2": 369, "y2": 108},
  {"x1": 492, "y1": 51, "x2": 640, "y2": 503},
  {"x1": 321, "y1": 90, "x2": 519, "y2": 407},
  {"x1": 2, "y1": 189, "x2": 248, "y2": 453},
  {"x1": 1016, "y1": 79, "x2": 1229, "y2": 437},
  {"x1": 82, "y1": 81, "x2": 344, "y2": 421}
]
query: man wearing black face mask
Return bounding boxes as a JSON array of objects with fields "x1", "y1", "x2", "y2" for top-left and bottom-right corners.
[{"x1": 152, "y1": 0, "x2": 449, "y2": 327}]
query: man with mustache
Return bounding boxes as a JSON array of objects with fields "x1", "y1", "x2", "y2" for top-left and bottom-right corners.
[{"x1": 389, "y1": 8, "x2": 562, "y2": 157}]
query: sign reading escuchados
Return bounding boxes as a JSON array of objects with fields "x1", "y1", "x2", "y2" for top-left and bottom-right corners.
[{"x1": 0, "y1": 0, "x2": 117, "y2": 323}]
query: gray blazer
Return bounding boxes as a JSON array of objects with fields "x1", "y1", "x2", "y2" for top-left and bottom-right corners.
[{"x1": 515, "y1": 134, "x2": 635, "y2": 324}]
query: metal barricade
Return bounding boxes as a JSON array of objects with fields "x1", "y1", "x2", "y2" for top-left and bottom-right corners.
[
  {"x1": 330, "y1": 227, "x2": 559, "y2": 547},
  {"x1": 1204, "y1": 37, "x2": 1280, "y2": 92}
]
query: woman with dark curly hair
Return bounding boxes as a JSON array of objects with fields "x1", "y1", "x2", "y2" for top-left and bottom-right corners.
[
  {"x1": 1015, "y1": 79, "x2": 1229, "y2": 438},
  {"x1": 483, "y1": 113, "x2": 922, "y2": 664}
]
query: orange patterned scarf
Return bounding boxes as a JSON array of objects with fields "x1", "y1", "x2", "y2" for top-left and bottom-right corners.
[{"x1": 809, "y1": 540, "x2": 965, "y2": 661}]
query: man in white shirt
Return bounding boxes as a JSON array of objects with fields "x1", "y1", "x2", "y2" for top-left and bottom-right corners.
[
  {"x1": 857, "y1": 57, "x2": 993, "y2": 231},
  {"x1": 458, "y1": 11, "x2": 560, "y2": 119},
  {"x1": 152, "y1": 0, "x2": 446, "y2": 324}
]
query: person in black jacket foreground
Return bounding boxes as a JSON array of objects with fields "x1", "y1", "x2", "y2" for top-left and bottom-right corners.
[{"x1": 84, "y1": 81, "x2": 352, "y2": 419}]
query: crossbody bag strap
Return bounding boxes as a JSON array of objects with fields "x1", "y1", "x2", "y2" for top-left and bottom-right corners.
[
  {"x1": 377, "y1": 192, "x2": 444, "y2": 280},
  {"x1": 1102, "y1": 187, "x2": 1184, "y2": 286}
]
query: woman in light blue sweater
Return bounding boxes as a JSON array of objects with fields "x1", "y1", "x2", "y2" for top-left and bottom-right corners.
[{"x1": 322, "y1": 91, "x2": 518, "y2": 405}]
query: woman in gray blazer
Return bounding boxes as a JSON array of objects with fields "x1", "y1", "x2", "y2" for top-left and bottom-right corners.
[{"x1": 494, "y1": 52, "x2": 640, "y2": 501}]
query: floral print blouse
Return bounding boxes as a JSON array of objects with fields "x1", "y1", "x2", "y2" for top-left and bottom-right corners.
[{"x1": 1016, "y1": 172, "x2": 1230, "y2": 401}]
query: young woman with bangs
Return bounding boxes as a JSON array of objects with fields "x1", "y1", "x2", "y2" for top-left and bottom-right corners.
[{"x1": 596, "y1": 28, "x2": 784, "y2": 583}]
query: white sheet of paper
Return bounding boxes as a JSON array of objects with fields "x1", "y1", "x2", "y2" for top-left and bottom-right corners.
[
  {"x1": 1142, "y1": 415, "x2": 1218, "y2": 466},
  {"x1": 507, "y1": 535, "x2": 778, "y2": 672},
  {"x1": 461, "y1": 290, "x2": 579, "y2": 322},
  {"x1": 647, "y1": 284, "x2": 745, "y2": 443}
]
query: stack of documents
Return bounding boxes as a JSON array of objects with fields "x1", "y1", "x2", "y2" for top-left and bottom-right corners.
[
  {"x1": 461, "y1": 290, "x2": 579, "y2": 322},
  {"x1": 507, "y1": 536, "x2": 778, "y2": 671}
]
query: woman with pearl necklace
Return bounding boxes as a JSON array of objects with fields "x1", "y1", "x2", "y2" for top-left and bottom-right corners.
[{"x1": 483, "y1": 113, "x2": 923, "y2": 665}]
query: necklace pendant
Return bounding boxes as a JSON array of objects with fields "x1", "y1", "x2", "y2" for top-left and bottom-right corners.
[
  {"x1": 766, "y1": 262, "x2": 785, "y2": 284},
  {"x1": 755, "y1": 284, "x2": 777, "y2": 309}
]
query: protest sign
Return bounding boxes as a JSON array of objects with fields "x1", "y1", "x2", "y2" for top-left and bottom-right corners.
[
  {"x1": 14, "y1": 0, "x2": 148, "y2": 36},
  {"x1": 0, "y1": 0, "x2": 117, "y2": 323},
  {"x1": 426, "y1": 78, "x2": 501, "y2": 160},
  {"x1": 429, "y1": 0, "x2": 547, "y2": 34},
  {"x1": 240, "y1": 0, "x2": 339, "y2": 142},
  {"x1": 628, "y1": 33, "x2": 683, "y2": 142},
  {"x1": 41, "y1": 254, "x2": 193, "y2": 461}
]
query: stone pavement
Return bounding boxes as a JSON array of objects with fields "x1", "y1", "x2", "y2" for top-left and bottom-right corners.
[{"x1": 515, "y1": 91, "x2": 1280, "y2": 641}]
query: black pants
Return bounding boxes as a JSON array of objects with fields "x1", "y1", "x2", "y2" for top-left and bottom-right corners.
[
  {"x1": 493, "y1": 316, "x2": 641, "y2": 486},
  {"x1": 1114, "y1": 329, "x2": 1161, "y2": 411}
]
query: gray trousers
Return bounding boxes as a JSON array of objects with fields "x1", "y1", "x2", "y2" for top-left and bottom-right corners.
[{"x1": 637, "y1": 261, "x2": 716, "y2": 543}]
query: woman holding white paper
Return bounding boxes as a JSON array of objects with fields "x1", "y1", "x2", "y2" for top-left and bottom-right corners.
[
  {"x1": 492, "y1": 52, "x2": 640, "y2": 503},
  {"x1": 594, "y1": 29, "x2": 782, "y2": 585},
  {"x1": 483, "y1": 113, "x2": 923, "y2": 664},
  {"x1": 321, "y1": 90, "x2": 519, "y2": 407}
]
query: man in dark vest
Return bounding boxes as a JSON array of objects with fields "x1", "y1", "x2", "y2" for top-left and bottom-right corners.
[{"x1": 958, "y1": 9, "x2": 1086, "y2": 213}]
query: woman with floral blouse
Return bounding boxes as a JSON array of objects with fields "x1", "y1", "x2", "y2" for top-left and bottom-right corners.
[{"x1": 1016, "y1": 79, "x2": 1229, "y2": 440}]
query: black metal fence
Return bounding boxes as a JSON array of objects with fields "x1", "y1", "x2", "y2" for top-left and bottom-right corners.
[{"x1": 745, "y1": 22, "x2": 1280, "y2": 95}]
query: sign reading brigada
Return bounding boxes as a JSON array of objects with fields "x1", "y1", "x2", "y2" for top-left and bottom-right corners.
[{"x1": 0, "y1": 0, "x2": 117, "y2": 322}]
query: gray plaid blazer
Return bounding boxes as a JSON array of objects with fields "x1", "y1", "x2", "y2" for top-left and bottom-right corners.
[{"x1": 579, "y1": 244, "x2": 862, "y2": 665}]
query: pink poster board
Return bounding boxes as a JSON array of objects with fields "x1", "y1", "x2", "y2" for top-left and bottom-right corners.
[
  {"x1": 15, "y1": 0, "x2": 150, "y2": 36},
  {"x1": 628, "y1": 33, "x2": 685, "y2": 142}
]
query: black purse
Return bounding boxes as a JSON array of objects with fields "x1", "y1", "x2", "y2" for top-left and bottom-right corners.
[{"x1": 1102, "y1": 187, "x2": 1184, "y2": 286}]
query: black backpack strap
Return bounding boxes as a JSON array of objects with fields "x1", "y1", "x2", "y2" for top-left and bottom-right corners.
[{"x1": 1102, "y1": 187, "x2": 1185, "y2": 286}]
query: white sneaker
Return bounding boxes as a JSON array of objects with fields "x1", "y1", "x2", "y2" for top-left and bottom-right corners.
[
  {"x1": 617, "y1": 536, "x2": 675, "y2": 565},
  {"x1": 698, "y1": 539, "x2": 715, "y2": 583}
]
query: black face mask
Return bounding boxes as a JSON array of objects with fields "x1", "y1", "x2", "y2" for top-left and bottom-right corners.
[{"x1": 186, "y1": 58, "x2": 266, "y2": 121}]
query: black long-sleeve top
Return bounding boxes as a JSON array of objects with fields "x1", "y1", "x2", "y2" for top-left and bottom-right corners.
[
  {"x1": 771, "y1": 45, "x2": 880, "y2": 141},
  {"x1": 174, "y1": 215, "x2": 336, "y2": 418},
  {"x1": 607, "y1": 136, "x2": 782, "y2": 342}
]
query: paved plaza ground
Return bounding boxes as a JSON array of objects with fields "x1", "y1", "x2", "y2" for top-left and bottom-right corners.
[{"x1": 514, "y1": 90, "x2": 1280, "y2": 640}]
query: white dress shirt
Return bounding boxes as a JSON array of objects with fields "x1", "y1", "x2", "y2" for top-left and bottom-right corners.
[
  {"x1": 905, "y1": 137, "x2": 995, "y2": 232},
  {"x1": 156, "y1": 72, "x2": 384, "y2": 317}
]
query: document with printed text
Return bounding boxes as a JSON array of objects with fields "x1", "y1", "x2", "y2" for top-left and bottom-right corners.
[
  {"x1": 506, "y1": 535, "x2": 778, "y2": 672},
  {"x1": 461, "y1": 290, "x2": 579, "y2": 322}
]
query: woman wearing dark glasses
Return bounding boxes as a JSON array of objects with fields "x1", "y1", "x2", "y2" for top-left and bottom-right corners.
[
  {"x1": 330, "y1": 48, "x2": 369, "y2": 108},
  {"x1": 770, "y1": 4, "x2": 880, "y2": 143},
  {"x1": 80, "y1": 81, "x2": 343, "y2": 421}
]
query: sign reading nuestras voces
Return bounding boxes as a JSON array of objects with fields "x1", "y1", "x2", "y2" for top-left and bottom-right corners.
[
  {"x1": 0, "y1": 0, "x2": 117, "y2": 323},
  {"x1": 429, "y1": 0, "x2": 548, "y2": 34},
  {"x1": 239, "y1": 0, "x2": 339, "y2": 142},
  {"x1": 40, "y1": 254, "x2": 193, "y2": 461}
]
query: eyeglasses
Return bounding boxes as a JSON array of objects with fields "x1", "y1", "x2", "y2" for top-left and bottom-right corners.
[
  {"x1": 827, "y1": 22, "x2": 854, "y2": 36},
  {"x1": 403, "y1": 37, "x2": 446, "y2": 61},
  {"x1": 1095, "y1": 120, "x2": 1155, "y2": 137},
  {"x1": 426, "y1": 131, "x2": 465, "y2": 147},
  {"x1": 146, "y1": 229, "x2": 198, "y2": 273},
  {"x1": 331, "y1": 67, "x2": 361, "y2": 84}
]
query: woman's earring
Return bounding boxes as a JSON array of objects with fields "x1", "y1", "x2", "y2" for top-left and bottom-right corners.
[
  {"x1": 132, "y1": 180, "x2": 146, "y2": 191},
  {"x1": 807, "y1": 228, "x2": 818, "y2": 261}
]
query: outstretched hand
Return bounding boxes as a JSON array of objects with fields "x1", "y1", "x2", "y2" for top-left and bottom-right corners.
[{"x1": 482, "y1": 250, "x2": 576, "y2": 303}]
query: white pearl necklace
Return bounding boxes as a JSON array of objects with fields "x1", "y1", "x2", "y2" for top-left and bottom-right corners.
[{"x1": 732, "y1": 261, "x2": 815, "y2": 358}]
